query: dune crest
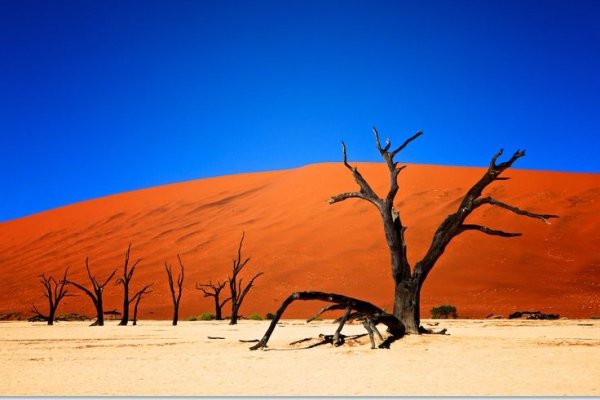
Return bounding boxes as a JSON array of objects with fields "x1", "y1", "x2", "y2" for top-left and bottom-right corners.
[{"x1": 0, "y1": 162, "x2": 598, "y2": 320}]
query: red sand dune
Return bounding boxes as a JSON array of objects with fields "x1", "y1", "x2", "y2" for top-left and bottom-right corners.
[{"x1": 0, "y1": 162, "x2": 598, "y2": 320}]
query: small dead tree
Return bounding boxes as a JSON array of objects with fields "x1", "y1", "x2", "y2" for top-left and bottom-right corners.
[
  {"x1": 115, "y1": 243, "x2": 142, "y2": 326},
  {"x1": 228, "y1": 232, "x2": 263, "y2": 325},
  {"x1": 31, "y1": 268, "x2": 72, "y2": 325},
  {"x1": 329, "y1": 128, "x2": 558, "y2": 333},
  {"x1": 131, "y1": 283, "x2": 153, "y2": 326},
  {"x1": 66, "y1": 259, "x2": 116, "y2": 326},
  {"x1": 196, "y1": 280, "x2": 231, "y2": 320},
  {"x1": 250, "y1": 291, "x2": 406, "y2": 350},
  {"x1": 165, "y1": 255, "x2": 184, "y2": 326}
]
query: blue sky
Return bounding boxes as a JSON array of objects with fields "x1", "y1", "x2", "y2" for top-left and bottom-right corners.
[{"x1": 1, "y1": 0, "x2": 599, "y2": 221}]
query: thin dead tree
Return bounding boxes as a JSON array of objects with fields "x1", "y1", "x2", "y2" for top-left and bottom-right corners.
[
  {"x1": 328, "y1": 128, "x2": 558, "y2": 333},
  {"x1": 31, "y1": 268, "x2": 72, "y2": 325},
  {"x1": 196, "y1": 280, "x2": 231, "y2": 320},
  {"x1": 131, "y1": 283, "x2": 153, "y2": 326},
  {"x1": 228, "y1": 232, "x2": 263, "y2": 325},
  {"x1": 165, "y1": 255, "x2": 184, "y2": 326},
  {"x1": 65, "y1": 259, "x2": 117, "y2": 326},
  {"x1": 115, "y1": 243, "x2": 142, "y2": 326}
]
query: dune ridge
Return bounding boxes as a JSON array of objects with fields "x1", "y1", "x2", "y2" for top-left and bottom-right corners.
[{"x1": 0, "y1": 162, "x2": 598, "y2": 320}]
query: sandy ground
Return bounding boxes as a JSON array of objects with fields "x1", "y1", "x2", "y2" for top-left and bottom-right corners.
[{"x1": 1, "y1": 319, "x2": 598, "y2": 396}]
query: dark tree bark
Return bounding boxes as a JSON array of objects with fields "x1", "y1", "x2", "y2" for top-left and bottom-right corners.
[
  {"x1": 32, "y1": 268, "x2": 72, "y2": 325},
  {"x1": 65, "y1": 259, "x2": 116, "y2": 326},
  {"x1": 250, "y1": 291, "x2": 405, "y2": 350},
  {"x1": 131, "y1": 284, "x2": 153, "y2": 326},
  {"x1": 227, "y1": 232, "x2": 263, "y2": 325},
  {"x1": 165, "y1": 255, "x2": 184, "y2": 326},
  {"x1": 115, "y1": 243, "x2": 142, "y2": 326},
  {"x1": 329, "y1": 128, "x2": 558, "y2": 333},
  {"x1": 196, "y1": 280, "x2": 231, "y2": 320}
]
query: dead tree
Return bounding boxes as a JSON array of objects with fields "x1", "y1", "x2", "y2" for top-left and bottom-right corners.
[
  {"x1": 196, "y1": 280, "x2": 231, "y2": 320},
  {"x1": 227, "y1": 232, "x2": 263, "y2": 325},
  {"x1": 165, "y1": 255, "x2": 184, "y2": 326},
  {"x1": 31, "y1": 268, "x2": 72, "y2": 325},
  {"x1": 131, "y1": 283, "x2": 153, "y2": 326},
  {"x1": 65, "y1": 259, "x2": 116, "y2": 326},
  {"x1": 115, "y1": 243, "x2": 142, "y2": 326},
  {"x1": 329, "y1": 128, "x2": 558, "y2": 333},
  {"x1": 250, "y1": 291, "x2": 405, "y2": 350}
]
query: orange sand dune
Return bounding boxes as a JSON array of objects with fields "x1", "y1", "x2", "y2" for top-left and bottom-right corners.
[{"x1": 0, "y1": 163, "x2": 598, "y2": 320}]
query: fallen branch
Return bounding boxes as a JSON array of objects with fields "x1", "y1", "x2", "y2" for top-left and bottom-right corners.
[{"x1": 249, "y1": 291, "x2": 405, "y2": 350}]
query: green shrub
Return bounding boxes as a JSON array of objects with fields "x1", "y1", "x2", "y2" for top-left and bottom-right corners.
[
  {"x1": 265, "y1": 312, "x2": 276, "y2": 320},
  {"x1": 248, "y1": 312, "x2": 263, "y2": 321},
  {"x1": 198, "y1": 312, "x2": 216, "y2": 321},
  {"x1": 430, "y1": 304, "x2": 458, "y2": 319}
]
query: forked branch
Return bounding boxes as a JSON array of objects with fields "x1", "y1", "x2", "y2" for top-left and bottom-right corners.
[{"x1": 415, "y1": 148, "x2": 559, "y2": 281}]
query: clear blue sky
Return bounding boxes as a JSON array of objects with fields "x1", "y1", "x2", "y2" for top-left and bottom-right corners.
[{"x1": 1, "y1": 0, "x2": 599, "y2": 221}]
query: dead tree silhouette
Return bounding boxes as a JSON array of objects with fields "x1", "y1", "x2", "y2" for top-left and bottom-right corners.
[
  {"x1": 65, "y1": 259, "x2": 116, "y2": 326},
  {"x1": 115, "y1": 243, "x2": 142, "y2": 326},
  {"x1": 328, "y1": 128, "x2": 558, "y2": 333},
  {"x1": 196, "y1": 280, "x2": 230, "y2": 320},
  {"x1": 227, "y1": 232, "x2": 263, "y2": 325},
  {"x1": 31, "y1": 268, "x2": 72, "y2": 325},
  {"x1": 165, "y1": 255, "x2": 184, "y2": 326}
]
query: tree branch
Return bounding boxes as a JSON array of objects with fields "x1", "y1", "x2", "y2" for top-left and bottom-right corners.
[
  {"x1": 327, "y1": 191, "x2": 375, "y2": 205},
  {"x1": 337, "y1": 141, "x2": 382, "y2": 205},
  {"x1": 237, "y1": 272, "x2": 264, "y2": 307},
  {"x1": 390, "y1": 130, "x2": 424, "y2": 157},
  {"x1": 415, "y1": 148, "x2": 558, "y2": 282},
  {"x1": 460, "y1": 224, "x2": 522, "y2": 237},
  {"x1": 474, "y1": 197, "x2": 559, "y2": 223},
  {"x1": 250, "y1": 291, "x2": 405, "y2": 350},
  {"x1": 306, "y1": 303, "x2": 347, "y2": 323}
]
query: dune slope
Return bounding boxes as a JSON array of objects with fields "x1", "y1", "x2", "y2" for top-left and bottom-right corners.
[{"x1": 0, "y1": 162, "x2": 598, "y2": 320}]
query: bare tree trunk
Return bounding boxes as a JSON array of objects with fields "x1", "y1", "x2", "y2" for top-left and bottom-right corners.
[
  {"x1": 393, "y1": 279, "x2": 420, "y2": 334},
  {"x1": 93, "y1": 296, "x2": 105, "y2": 326},
  {"x1": 214, "y1": 297, "x2": 223, "y2": 320}
]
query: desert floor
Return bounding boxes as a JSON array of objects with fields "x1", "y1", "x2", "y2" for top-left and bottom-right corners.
[{"x1": 1, "y1": 318, "x2": 598, "y2": 396}]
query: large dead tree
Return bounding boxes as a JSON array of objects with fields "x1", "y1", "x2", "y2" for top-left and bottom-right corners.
[
  {"x1": 228, "y1": 232, "x2": 263, "y2": 325},
  {"x1": 131, "y1": 283, "x2": 153, "y2": 326},
  {"x1": 329, "y1": 128, "x2": 558, "y2": 333},
  {"x1": 165, "y1": 255, "x2": 184, "y2": 326},
  {"x1": 31, "y1": 268, "x2": 72, "y2": 325},
  {"x1": 65, "y1": 259, "x2": 116, "y2": 326},
  {"x1": 115, "y1": 243, "x2": 142, "y2": 326},
  {"x1": 196, "y1": 280, "x2": 231, "y2": 320}
]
